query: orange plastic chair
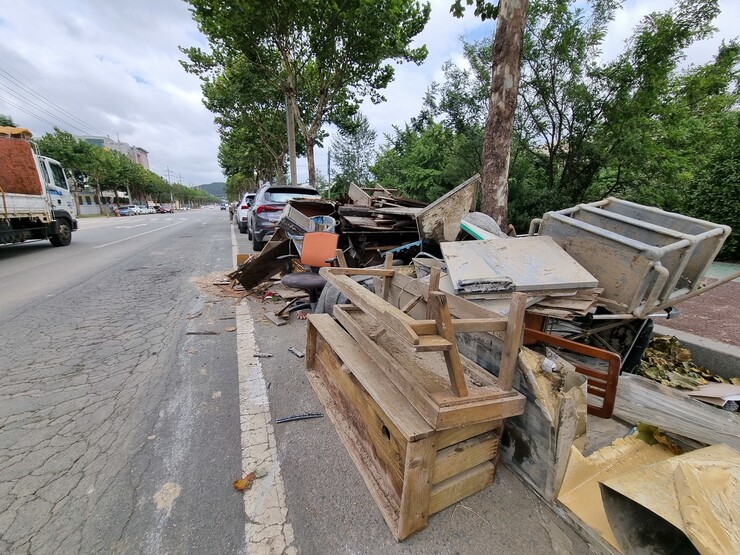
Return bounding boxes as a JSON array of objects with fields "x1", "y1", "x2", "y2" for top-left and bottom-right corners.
[{"x1": 281, "y1": 232, "x2": 340, "y2": 312}]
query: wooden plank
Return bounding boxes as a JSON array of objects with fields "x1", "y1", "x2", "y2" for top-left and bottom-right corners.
[
  {"x1": 450, "y1": 319, "x2": 508, "y2": 333},
  {"x1": 332, "y1": 306, "x2": 441, "y2": 428},
  {"x1": 498, "y1": 292, "x2": 527, "y2": 391},
  {"x1": 335, "y1": 248, "x2": 348, "y2": 268},
  {"x1": 614, "y1": 374, "x2": 740, "y2": 450},
  {"x1": 436, "y1": 421, "x2": 501, "y2": 451},
  {"x1": 321, "y1": 269, "x2": 421, "y2": 345},
  {"x1": 304, "y1": 365, "x2": 401, "y2": 537},
  {"x1": 441, "y1": 236, "x2": 598, "y2": 295},
  {"x1": 348, "y1": 182, "x2": 372, "y2": 206},
  {"x1": 437, "y1": 395, "x2": 526, "y2": 429},
  {"x1": 432, "y1": 432, "x2": 499, "y2": 485},
  {"x1": 265, "y1": 312, "x2": 287, "y2": 326},
  {"x1": 428, "y1": 292, "x2": 468, "y2": 397},
  {"x1": 426, "y1": 266, "x2": 441, "y2": 319},
  {"x1": 400, "y1": 295, "x2": 422, "y2": 314},
  {"x1": 389, "y1": 271, "x2": 502, "y2": 320},
  {"x1": 428, "y1": 461, "x2": 495, "y2": 515},
  {"x1": 397, "y1": 437, "x2": 436, "y2": 539},
  {"x1": 414, "y1": 335, "x2": 452, "y2": 352},
  {"x1": 327, "y1": 267, "x2": 395, "y2": 277},
  {"x1": 228, "y1": 231, "x2": 290, "y2": 290},
  {"x1": 416, "y1": 174, "x2": 479, "y2": 242},
  {"x1": 236, "y1": 253, "x2": 251, "y2": 266},
  {"x1": 308, "y1": 314, "x2": 434, "y2": 441},
  {"x1": 381, "y1": 253, "x2": 394, "y2": 302}
]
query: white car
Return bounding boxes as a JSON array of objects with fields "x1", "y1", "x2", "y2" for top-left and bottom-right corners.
[{"x1": 236, "y1": 193, "x2": 256, "y2": 234}]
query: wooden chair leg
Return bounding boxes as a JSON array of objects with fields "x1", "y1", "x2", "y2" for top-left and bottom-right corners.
[{"x1": 428, "y1": 291, "x2": 468, "y2": 397}]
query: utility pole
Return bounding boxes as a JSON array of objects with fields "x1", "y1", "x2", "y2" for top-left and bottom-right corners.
[
  {"x1": 166, "y1": 166, "x2": 174, "y2": 203},
  {"x1": 285, "y1": 93, "x2": 297, "y2": 186}
]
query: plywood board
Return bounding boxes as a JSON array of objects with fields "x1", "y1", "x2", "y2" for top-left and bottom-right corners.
[
  {"x1": 441, "y1": 236, "x2": 598, "y2": 294},
  {"x1": 613, "y1": 374, "x2": 740, "y2": 450},
  {"x1": 416, "y1": 175, "x2": 479, "y2": 242}
]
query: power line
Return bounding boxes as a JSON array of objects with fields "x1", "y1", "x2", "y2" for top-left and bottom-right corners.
[
  {"x1": 0, "y1": 83, "x2": 93, "y2": 135},
  {"x1": 0, "y1": 95, "x2": 60, "y2": 129},
  {"x1": 0, "y1": 65, "x2": 110, "y2": 136}
]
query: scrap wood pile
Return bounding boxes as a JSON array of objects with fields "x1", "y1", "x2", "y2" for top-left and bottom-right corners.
[
  {"x1": 227, "y1": 175, "x2": 480, "y2": 294},
  {"x1": 305, "y1": 258, "x2": 526, "y2": 540}
]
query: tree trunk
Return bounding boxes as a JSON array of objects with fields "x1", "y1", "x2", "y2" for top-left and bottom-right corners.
[
  {"x1": 306, "y1": 137, "x2": 316, "y2": 188},
  {"x1": 480, "y1": 0, "x2": 529, "y2": 227}
]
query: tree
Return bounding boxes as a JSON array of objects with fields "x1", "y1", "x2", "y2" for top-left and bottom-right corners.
[
  {"x1": 0, "y1": 114, "x2": 16, "y2": 127},
  {"x1": 330, "y1": 114, "x2": 377, "y2": 197},
  {"x1": 183, "y1": 0, "x2": 430, "y2": 187},
  {"x1": 452, "y1": 0, "x2": 529, "y2": 226}
]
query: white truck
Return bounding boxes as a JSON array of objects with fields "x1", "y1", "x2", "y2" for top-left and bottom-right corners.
[{"x1": 0, "y1": 132, "x2": 78, "y2": 247}]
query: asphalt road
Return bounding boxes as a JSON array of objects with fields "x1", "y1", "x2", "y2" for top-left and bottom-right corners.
[
  {"x1": 0, "y1": 209, "x2": 244, "y2": 554},
  {"x1": 1, "y1": 210, "x2": 590, "y2": 554}
]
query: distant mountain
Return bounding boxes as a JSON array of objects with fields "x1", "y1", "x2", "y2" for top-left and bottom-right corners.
[{"x1": 196, "y1": 181, "x2": 226, "y2": 199}]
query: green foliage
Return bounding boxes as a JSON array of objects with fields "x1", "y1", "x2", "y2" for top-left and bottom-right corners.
[
  {"x1": 685, "y1": 110, "x2": 740, "y2": 260},
  {"x1": 0, "y1": 114, "x2": 16, "y2": 126},
  {"x1": 330, "y1": 113, "x2": 377, "y2": 198},
  {"x1": 31, "y1": 129, "x2": 220, "y2": 205},
  {"x1": 182, "y1": 0, "x2": 431, "y2": 187},
  {"x1": 450, "y1": 0, "x2": 498, "y2": 21},
  {"x1": 376, "y1": 0, "x2": 739, "y2": 256}
]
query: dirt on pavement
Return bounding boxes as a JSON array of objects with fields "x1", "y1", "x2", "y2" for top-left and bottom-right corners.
[{"x1": 658, "y1": 279, "x2": 740, "y2": 347}]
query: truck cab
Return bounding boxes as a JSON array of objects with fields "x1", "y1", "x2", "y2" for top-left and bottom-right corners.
[{"x1": 0, "y1": 134, "x2": 78, "y2": 247}]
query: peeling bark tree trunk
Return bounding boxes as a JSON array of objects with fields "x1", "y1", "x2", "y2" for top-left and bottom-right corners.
[
  {"x1": 306, "y1": 137, "x2": 316, "y2": 188},
  {"x1": 480, "y1": 0, "x2": 529, "y2": 227}
]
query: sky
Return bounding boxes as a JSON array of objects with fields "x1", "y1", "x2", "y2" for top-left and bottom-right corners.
[{"x1": 0, "y1": 1, "x2": 737, "y2": 187}]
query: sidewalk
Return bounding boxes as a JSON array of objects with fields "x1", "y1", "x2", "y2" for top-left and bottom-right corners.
[{"x1": 655, "y1": 262, "x2": 740, "y2": 347}]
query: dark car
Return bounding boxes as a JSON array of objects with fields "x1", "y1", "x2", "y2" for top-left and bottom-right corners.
[
  {"x1": 158, "y1": 203, "x2": 174, "y2": 214},
  {"x1": 248, "y1": 186, "x2": 320, "y2": 250}
]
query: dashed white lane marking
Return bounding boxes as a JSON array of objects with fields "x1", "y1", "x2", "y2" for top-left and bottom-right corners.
[
  {"x1": 93, "y1": 222, "x2": 180, "y2": 249},
  {"x1": 236, "y1": 302, "x2": 296, "y2": 555}
]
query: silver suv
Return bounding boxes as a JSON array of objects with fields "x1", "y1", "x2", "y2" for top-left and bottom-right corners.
[{"x1": 248, "y1": 185, "x2": 320, "y2": 250}]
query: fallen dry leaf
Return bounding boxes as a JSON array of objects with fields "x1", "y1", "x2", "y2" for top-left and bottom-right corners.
[
  {"x1": 224, "y1": 326, "x2": 237, "y2": 332},
  {"x1": 233, "y1": 471, "x2": 256, "y2": 492}
]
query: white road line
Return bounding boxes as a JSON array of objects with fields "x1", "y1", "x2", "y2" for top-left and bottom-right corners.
[
  {"x1": 236, "y1": 303, "x2": 296, "y2": 555},
  {"x1": 93, "y1": 222, "x2": 180, "y2": 249}
]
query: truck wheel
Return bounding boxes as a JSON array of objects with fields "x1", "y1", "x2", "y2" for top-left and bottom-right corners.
[{"x1": 50, "y1": 220, "x2": 72, "y2": 247}]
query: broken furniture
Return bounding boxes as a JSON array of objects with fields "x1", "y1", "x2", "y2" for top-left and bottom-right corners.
[
  {"x1": 280, "y1": 231, "x2": 339, "y2": 313},
  {"x1": 440, "y1": 236, "x2": 598, "y2": 296},
  {"x1": 305, "y1": 259, "x2": 526, "y2": 540},
  {"x1": 530, "y1": 197, "x2": 733, "y2": 318}
]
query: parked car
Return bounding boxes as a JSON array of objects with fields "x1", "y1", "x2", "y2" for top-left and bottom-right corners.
[
  {"x1": 158, "y1": 204, "x2": 174, "y2": 214},
  {"x1": 248, "y1": 186, "x2": 320, "y2": 251},
  {"x1": 235, "y1": 193, "x2": 256, "y2": 234},
  {"x1": 118, "y1": 206, "x2": 135, "y2": 216}
]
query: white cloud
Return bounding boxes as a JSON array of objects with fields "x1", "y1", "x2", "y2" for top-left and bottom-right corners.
[
  {"x1": 2, "y1": 0, "x2": 735, "y2": 187},
  {"x1": 0, "y1": 0, "x2": 219, "y2": 185}
]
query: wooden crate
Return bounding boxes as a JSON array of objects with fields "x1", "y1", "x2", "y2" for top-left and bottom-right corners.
[{"x1": 306, "y1": 314, "x2": 512, "y2": 540}]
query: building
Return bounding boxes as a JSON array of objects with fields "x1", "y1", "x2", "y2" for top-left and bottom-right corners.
[{"x1": 78, "y1": 135, "x2": 150, "y2": 169}]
